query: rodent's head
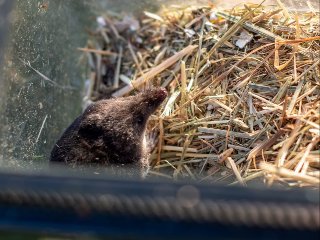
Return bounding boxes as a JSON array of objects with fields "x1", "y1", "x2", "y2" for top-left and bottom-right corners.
[
  {"x1": 77, "y1": 87, "x2": 167, "y2": 163},
  {"x1": 131, "y1": 87, "x2": 168, "y2": 127}
]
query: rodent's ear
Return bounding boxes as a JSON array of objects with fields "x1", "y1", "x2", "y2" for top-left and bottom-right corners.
[{"x1": 78, "y1": 115, "x2": 103, "y2": 140}]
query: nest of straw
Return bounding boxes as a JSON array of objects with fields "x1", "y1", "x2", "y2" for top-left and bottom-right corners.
[{"x1": 80, "y1": 1, "x2": 320, "y2": 187}]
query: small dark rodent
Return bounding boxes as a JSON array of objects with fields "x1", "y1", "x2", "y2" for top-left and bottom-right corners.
[{"x1": 50, "y1": 87, "x2": 167, "y2": 177}]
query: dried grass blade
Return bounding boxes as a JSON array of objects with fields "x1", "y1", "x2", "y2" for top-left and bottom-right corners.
[
  {"x1": 112, "y1": 45, "x2": 197, "y2": 97},
  {"x1": 260, "y1": 162, "x2": 320, "y2": 185},
  {"x1": 226, "y1": 157, "x2": 246, "y2": 186}
]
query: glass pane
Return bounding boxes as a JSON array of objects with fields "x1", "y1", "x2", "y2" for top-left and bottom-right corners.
[
  {"x1": 0, "y1": 0, "x2": 186, "y2": 170},
  {"x1": 1, "y1": 1, "x2": 95, "y2": 169},
  {"x1": 0, "y1": 0, "x2": 318, "y2": 176}
]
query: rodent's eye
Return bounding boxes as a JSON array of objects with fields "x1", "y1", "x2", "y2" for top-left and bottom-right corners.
[
  {"x1": 79, "y1": 123, "x2": 103, "y2": 140},
  {"x1": 136, "y1": 115, "x2": 145, "y2": 125}
]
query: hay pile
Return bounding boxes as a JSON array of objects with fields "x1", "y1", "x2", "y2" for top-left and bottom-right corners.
[{"x1": 81, "y1": 1, "x2": 320, "y2": 187}]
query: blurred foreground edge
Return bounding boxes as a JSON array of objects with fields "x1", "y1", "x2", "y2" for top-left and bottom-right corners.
[{"x1": 0, "y1": 169, "x2": 318, "y2": 240}]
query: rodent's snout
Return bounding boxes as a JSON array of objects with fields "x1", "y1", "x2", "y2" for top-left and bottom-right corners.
[
  {"x1": 140, "y1": 87, "x2": 168, "y2": 115},
  {"x1": 153, "y1": 87, "x2": 168, "y2": 103}
]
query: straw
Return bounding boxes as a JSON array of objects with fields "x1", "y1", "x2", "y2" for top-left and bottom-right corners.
[{"x1": 82, "y1": 2, "x2": 320, "y2": 187}]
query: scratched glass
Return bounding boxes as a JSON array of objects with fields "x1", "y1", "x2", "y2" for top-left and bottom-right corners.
[{"x1": 0, "y1": 0, "x2": 206, "y2": 170}]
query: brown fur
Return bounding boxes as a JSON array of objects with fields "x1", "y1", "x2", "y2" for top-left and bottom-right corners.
[{"x1": 50, "y1": 88, "x2": 167, "y2": 177}]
